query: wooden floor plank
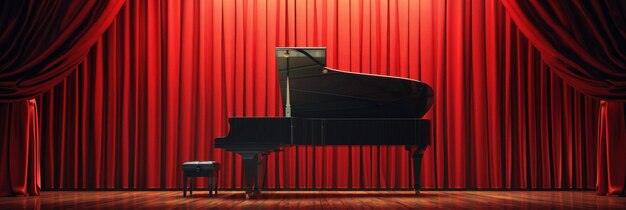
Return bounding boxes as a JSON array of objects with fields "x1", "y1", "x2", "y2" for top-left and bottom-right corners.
[{"x1": 0, "y1": 191, "x2": 624, "y2": 209}]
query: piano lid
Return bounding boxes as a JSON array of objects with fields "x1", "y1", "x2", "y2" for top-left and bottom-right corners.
[{"x1": 276, "y1": 47, "x2": 433, "y2": 118}]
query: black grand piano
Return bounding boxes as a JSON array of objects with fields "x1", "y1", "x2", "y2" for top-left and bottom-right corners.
[{"x1": 215, "y1": 47, "x2": 433, "y2": 198}]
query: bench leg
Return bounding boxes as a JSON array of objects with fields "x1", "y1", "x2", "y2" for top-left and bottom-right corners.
[
  {"x1": 208, "y1": 175, "x2": 213, "y2": 197},
  {"x1": 214, "y1": 171, "x2": 220, "y2": 195},
  {"x1": 183, "y1": 175, "x2": 188, "y2": 197},
  {"x1": 214, "y1": 171, "x2": 219, "y2": 195},
  {"x1": 189, "y1": 178, "x2": 193, "y2": 197}
]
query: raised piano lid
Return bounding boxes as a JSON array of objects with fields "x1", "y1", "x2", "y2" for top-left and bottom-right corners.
[{"x1": 276, "y1": 47, "x2": 433, "y2": 118}]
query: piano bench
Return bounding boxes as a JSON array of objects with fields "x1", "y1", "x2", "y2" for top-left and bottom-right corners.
[{"x1": 182, "y1": 161, "x2": 221, "y2": 197}]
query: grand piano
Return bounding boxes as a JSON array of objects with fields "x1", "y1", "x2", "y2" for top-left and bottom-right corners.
[{"x1": 215, "y1": 47, "x2": 433, "y2": 198}]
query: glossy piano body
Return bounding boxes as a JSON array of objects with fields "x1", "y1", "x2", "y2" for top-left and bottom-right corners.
[
  {"x1": 215, "y1": 48, "x2": 433, "y2": 198},
  {"x1": 218, "y1": 117, "x2": 429, "y2": 146}
]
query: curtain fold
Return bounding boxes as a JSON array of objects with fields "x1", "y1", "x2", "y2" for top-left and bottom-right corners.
[
  {"x1": 0, "y1": 0, "x2": 125, "y2": 197},
  {"x1": 38, "y1": 0, "x2": 599, "y2": 190},
  {"x1": 0, "y1": 0, "x2": 125, "y2": 102},
  {"x1": 0, "y1": 99, "x2": 40, "y2": 196},
  {"x1": 500, "y1": 0, "x2": 626, "y2": 100},
  {"x1": 597, "y1": 101, "x2": 626, "y2": 195},
  {"x1": 500, "y1": 0, "x2": 626, "y2": 196}
]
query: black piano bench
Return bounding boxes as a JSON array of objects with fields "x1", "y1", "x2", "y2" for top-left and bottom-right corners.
[{"x1": 182, "y1": 161, "x2": 221, "y2": 197}]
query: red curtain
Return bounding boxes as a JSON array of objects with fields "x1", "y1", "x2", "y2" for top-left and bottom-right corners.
[
  {"x1": 0, "y1": 99, "x2": 40, "y2": 196},
  {"x1": 500, "y1": 0, "x2": 626, "y2": 196},
  {"x1": 0, "y1": 0, "x2": 124, "y2": 196},
  {"x1": 38, "y1": 0, "x2": 599, "y2": 190},
  {"x1": 500, "y1": 0, "x2": 625, "y2": 99},
  {"x1": 0, "y1": 0, "x2": 125, "y2": 101},
  {"x1": 597, "y1": 102, "x2": 626, "y2": 195}
]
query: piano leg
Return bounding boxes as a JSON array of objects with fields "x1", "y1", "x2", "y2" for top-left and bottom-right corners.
[
  {"x1": 410, "y1": 148, "x2": 425, "y2": 195},
  {"x1": 242, "y1": 153, "x2": 259, "y2": 199},
  {"x1": 257, "y1": 154, "x2": 268, "y2": 195},
  {"x1": 242, "y1": 153, "x2": 269, "y2": 199}
]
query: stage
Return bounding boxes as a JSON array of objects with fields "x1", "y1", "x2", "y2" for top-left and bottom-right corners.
[
  {"x1": 1, "y1": 0, "x2": 626, "y2": 206},
  {"x1": 1, "y1": 191, "x2": 624, "y2": 209}
]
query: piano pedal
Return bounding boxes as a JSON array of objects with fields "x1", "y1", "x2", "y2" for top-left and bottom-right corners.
[
  {"x1": 245, "y1": 190, "x2": 263, "y2": 199},
  {"x1": 245, "y1": 193, "x2": 259, "y2": 199}
]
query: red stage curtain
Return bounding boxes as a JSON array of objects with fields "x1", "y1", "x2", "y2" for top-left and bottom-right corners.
[
  {"x1": 500, "y1": 0, "x2": 626, "y2": 196},
  {"x1": 0, "y1": 99, "x2": 40, "y2": 196},
  {"x1": 38, "y1": 0, "x2": 599, "y2": 190},
  {"x1": 0, "y1": 0, "x2": 125, "y2": 101},
  {"x1": 500, "y1": 0, "x2": 625, "y2": 99},
  {"x1": 0, "y1": 0, "x2": 124, "y2": 196},
  {"x1": 597, "y1": 102, "x2": 626, "y2": 196}
]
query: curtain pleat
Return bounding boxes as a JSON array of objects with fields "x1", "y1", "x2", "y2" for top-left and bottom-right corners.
[
  {"x1": 0, "y1": 0, "x2": 125, "y2": 101},
  {"x1": 596, "y1": 102, "x2": 626, "y2": 195},
  {"x1": 500, "y1": 0, "x2": 626, "y2": 100},
  {"x1": 0, "y1": 99, "x2": 40, "y2": 196}
]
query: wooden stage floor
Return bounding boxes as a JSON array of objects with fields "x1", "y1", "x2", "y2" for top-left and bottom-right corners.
[{"x1": 1, "y1": 191, "x2": 624, "y2": 209}]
